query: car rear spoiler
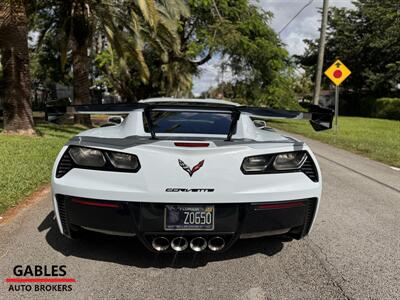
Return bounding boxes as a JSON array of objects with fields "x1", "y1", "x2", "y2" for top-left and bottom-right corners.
[
  {"x1": 67, "y1": 102, "x2": 334, "y2": 140},
  {"x1": 240, "y1": 104, "x2": 334, "y2": 132}
]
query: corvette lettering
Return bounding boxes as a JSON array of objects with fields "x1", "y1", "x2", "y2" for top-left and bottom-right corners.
[{"x1": 165, "y1": 188, "x2": 214, "y2": 192}]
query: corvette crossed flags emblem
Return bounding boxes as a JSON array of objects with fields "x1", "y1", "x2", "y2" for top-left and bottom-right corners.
[{"x1": 178, "y1": 159, "x2": 205, "y2": 177}]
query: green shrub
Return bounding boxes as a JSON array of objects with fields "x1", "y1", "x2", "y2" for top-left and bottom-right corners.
[
  {"x1": 374, "y1": 98, "x2": 400, "y2": 120},
  {"x1": 339, "y1": 94, "x2": 400, "y2": 120},
  {"x1": 338, "y1": 93, "x2": 377, "y2": 117}
]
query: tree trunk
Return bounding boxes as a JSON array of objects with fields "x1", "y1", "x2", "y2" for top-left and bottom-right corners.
[
  {"x1": 72, "y1": 40, "x2": 92, "y2": 126},
  {"x1": 71, "y1": 1, "x2": 91, "y2": 126},
  {"x1": 0, "y1": 3, "x2": 35, "y2": 135}
]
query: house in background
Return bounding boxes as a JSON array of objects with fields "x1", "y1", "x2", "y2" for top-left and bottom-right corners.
[{"x1": 298, "y1": 89, "x2": 334, "y2": 109}]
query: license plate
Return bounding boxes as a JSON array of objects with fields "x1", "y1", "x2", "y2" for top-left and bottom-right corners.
[{"x1": 164, "y1": 205, "x2": 214, "y2": 231}]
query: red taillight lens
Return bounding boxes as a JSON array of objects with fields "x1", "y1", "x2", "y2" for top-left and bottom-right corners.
[
  {"x1": 174, "y1": 142, "x2": 209, "y2": 147},
  {"x1": 71, "y1": 198, "x2": 120, "y2": 208},
  {"x1": 255, "y1": 201, "x2": 305, "y2": 210}
]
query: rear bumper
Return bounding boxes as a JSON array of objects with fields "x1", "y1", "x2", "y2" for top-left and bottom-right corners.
[{"x1": 55, "y1": 195, "x2": 318, "y2": 252}]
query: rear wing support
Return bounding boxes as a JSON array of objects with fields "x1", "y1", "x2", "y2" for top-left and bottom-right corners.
[
  {"x1": 144, "y1": 106, "x2": 157, "y2": 140},
  {"x1": 226, "y1": 110, "x2": 241, "y2": 141}
]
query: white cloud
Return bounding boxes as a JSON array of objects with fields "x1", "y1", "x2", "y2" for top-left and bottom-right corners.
[
  {"x1": 192, "y1": 57, "x2": 221, "y2": 96},
  {"x1": 192, "y1": 0, "x2": 354, "y2": 96},
  {"x1": 259, "y1": 0, "x2": 354, "y2": 55}
]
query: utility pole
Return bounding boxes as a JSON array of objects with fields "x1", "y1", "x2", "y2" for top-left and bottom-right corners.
[{"x1": 313, "y1": 0, "x2": 329, "y2": 105}]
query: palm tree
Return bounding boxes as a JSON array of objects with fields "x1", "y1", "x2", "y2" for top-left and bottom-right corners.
[
  {"x1": 0, "y1": 0, "x2": 35, "y2": 134},
  {"x1": 94, "y1": 0, "x2": 190, "y2": 100},
  {"x1": 35, "y1": 0, "x2": 187, "y2": 124}
]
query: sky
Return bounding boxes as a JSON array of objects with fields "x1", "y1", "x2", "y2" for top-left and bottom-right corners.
[{"x1": 192, "y1": 0, "x2": 354, "y2": 96}]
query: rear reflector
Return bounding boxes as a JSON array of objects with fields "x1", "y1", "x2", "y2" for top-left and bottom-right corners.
[
  {"x1": 174, "y1": 142, "x2": 209, "y2": 147},
  {"x1": 255, "y1": 201, "x2": 305, "y2": 210},
  {"x1": 71, "y1": 198, "x2": 120, "y2": 208}
]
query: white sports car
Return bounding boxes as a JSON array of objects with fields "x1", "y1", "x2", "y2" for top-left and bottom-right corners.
[{"x1": 51, "y1": 98, "x2": 333, "y2": 252}]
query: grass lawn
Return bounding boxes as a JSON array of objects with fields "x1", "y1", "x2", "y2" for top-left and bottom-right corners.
[
  {"x1": 0, "y1": 123, "x2": 86, "y2": 214},
  {"x1": 269, "y1": 116, "x2": 400, "y2": 167}
]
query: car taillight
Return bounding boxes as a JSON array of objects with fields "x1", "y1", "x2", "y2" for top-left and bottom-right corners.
[
  {"x1": 241, "y1": 155, "x2": 272, "y2": 173},
  {"x1": 254, "y1": 201, "x2": 305, "y2": 210},
  {"x1": 69, "y1": 147, "x2": 106, "y2": 167},
  {"x1": 174, "y1": 142, "x2": 210, "y2": 147},
  {"x1": 56, "y1": 146, "x2": 141, "y2": 178},
  {"x1": 71, "y1": 198, "x2": 120, "y2": 208},
  {"x1": 106, "y1": 152, "x2": 140, "y2": 170},
  {"x1": 241, "y1": 151, "x2": 310, "y2": 174}
]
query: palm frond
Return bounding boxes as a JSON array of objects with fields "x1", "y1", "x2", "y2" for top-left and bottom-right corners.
[{"x1": 136, "y1": 0, "x2": 159, "y2": 29}]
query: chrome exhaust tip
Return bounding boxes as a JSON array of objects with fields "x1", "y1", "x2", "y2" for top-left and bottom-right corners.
[
  {"x1": 171, "y1": 237, "x2": 188, "y2": 252},
  {"x1": 190, "y1": 237, "x2": 207, "y2": 252},
  {"x1": 152, "y1": 237, "x2": 170, "y2": 251},
  {"x1": 208, "y1": 236, "x2": 225, "y2": 251}
]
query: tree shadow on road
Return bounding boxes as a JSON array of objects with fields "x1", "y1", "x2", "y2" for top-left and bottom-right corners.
[{"x1": 39, "y1": 211, "x2": 289, "y2": 269}]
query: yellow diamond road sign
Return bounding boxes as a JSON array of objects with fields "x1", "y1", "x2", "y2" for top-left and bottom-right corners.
[{"x1": 324, "y1": 59, "x2": 351, "y2": 86}]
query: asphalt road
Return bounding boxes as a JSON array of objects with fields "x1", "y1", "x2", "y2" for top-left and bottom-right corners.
[{"x1": 0, "y1": 135, "x2": 399, "y2": 300}]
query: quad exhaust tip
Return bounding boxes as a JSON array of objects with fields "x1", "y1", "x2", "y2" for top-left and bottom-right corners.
[
  {"x1": 152, "y1": 236, "x2": 225, "y2": 252},
  {"x1": 152, "y1": 237, "x2": 170, "y2": 251},
  {"x1": 190, "y1": 237, "x2": 207, "y2": 252},
  {"x1": 208, "y1": 236, "x2": 225, "y2": 251},
  {"x1": 171, "y1": 237, "x2": 189, "y2": 252}
]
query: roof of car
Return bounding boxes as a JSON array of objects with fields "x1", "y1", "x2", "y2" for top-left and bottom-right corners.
[{"x1": 139, "y1": 97, "x2": 241, "y2": 107}]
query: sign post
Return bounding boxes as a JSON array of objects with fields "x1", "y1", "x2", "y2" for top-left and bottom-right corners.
[
  {"x1": 335, "y1": 85, "x2": 339, "y2": 132},
  {"x1": 324, "y1": 59, "x2": 351, "y2": 133}
]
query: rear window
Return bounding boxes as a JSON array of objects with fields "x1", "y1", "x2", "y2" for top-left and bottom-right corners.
[{"x1": 143, "y1": 111, "x2": 232, "y2": 134}]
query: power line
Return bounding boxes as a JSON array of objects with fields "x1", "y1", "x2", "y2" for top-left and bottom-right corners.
[{"x1": 279, "y1": 0, "x2": 314, "y2": 35}]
